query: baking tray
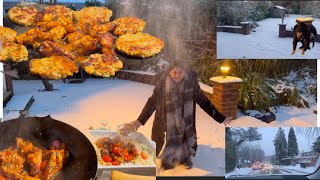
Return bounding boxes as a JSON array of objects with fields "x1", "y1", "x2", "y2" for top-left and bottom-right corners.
[{"x1": 89, "y1": 130, "x2": 156, "y2": 177}]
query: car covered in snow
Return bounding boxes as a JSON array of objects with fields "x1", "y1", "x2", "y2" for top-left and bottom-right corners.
[{"x1": 252, "y1": 162, "x2": 262, "y2": 170}]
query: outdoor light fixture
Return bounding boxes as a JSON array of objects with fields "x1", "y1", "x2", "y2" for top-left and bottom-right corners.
[{"x1": 220, "y1": 66, "x2": 230, "y2": 78}]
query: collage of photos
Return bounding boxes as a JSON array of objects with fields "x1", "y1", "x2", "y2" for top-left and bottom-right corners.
[{"x1": 0, "y1": 0, "x2": 319, "y2": 180}]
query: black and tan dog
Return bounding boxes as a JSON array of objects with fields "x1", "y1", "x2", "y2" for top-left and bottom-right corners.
[
  {"x1": 292, "y1": 18, "x2": 317, "y2": 55},
  {"x1": 292, "y1": 22, "x2": 309, "y2": 55}
]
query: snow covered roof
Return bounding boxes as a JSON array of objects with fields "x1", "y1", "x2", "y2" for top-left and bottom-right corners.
[
  {"x1": 299, "y1": 159, "x2": 312, "y2": 164},
  {"x1": 210, "y1": 76, "x2": 243, "y2": 84},
  {"x1": 274, "y1": 6, "x2": 286, "y2": 10}
]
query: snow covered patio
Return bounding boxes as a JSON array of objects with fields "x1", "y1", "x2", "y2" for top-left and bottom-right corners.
[
  {"x1": 3, "y1": 79, "x2": 226, "y2": 176},
  {"x1": 217, "y1": 14, "x2": 320, "y2": 59}
]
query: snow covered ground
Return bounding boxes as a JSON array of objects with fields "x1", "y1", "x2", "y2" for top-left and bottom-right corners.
[
  {"x1": 225, "y1": 167, "x2": 253, "y2": 177},
  {"x1": 4, "y1": 79, "x2": 226, "y2": 177},
  {"x1": 230, "y1": 106, "x2": 317, "y2": 127},
  {"x1": 217, "y1": 14, "x2": 320, "y2": 59},
  {"x1": 277, "y1": 165, "x2": 315, "y2": 174}
]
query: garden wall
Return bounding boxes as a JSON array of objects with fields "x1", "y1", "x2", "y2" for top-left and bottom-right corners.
[{"x1": 216, "y1": 22, "x2": 251, "y2": 35}]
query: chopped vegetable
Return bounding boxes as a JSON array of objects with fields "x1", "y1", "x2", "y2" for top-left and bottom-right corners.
[
  {"x1": 112, "y1": 161, "x2": 120, "y2": 166},
  {"x1": 102, "y1": 155, "x2": 112, "y2": 163},
  {"x1": 141, "y1": 151, "x2": 147, "y2": 160}
]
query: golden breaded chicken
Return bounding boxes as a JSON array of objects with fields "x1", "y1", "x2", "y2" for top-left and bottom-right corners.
[{"x1": 43, "y1": 150, "x2": 66, "y2": 180}]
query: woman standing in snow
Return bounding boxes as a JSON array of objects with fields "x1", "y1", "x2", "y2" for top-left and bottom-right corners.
[{"x1": 130, "y1": 61, "x2": 233, "y2": 170}]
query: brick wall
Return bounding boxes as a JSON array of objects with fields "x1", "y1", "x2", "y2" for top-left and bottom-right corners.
[{"x1": 211, "y1": 79, "x2": 242, "y2": 118}]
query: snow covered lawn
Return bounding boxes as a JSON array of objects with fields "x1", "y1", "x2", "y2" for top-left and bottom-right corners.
[
  {"x1": 217, "y1": 14, "x2": 320, "y2": 59},
  {"x1": 4, "y1": 79, "x2": 226, "y2": 176}
]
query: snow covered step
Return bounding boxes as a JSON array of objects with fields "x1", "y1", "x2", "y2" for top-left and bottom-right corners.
[
  {"x1": 3, "y1": 111, "x2": 21, "y2": 122},
  {"x1": 5, "y1": 94, "x2": 34, "y2": 111}
]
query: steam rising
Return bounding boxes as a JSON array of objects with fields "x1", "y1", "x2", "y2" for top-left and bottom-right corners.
[{"x1": 109, "y1": 0, "x2": 215, "y2": 67}]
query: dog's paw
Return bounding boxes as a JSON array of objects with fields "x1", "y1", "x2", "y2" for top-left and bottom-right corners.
[
  {"x1": 291, "y1": 51, "x2": 296, "y2": 55},
  {"x1": 301, "y1": 51, "x2": 305, "y2": 55}
]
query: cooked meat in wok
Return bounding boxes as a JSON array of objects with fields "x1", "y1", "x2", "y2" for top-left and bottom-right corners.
[{"x1": 0, "y1": 138, "x2": 69, "y2": 180}]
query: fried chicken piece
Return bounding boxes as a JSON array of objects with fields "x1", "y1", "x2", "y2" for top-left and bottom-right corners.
[
  {"x1": 43, "y1": 150, "x2": 66, "y2": 180},
  {"x1": 15, "y1": 26, "x2": 67, "y2": 46},
  {"x1": 0, "y1": 148, "x2": 26, "y2": 179},
  {"x1": 67, "y1": 18, "x2": 97, "y2": 34},
  {"x1": 66, "y1": 32, "x2": 86, "y2": 43},
  {"x1": 89, "y1": 23, "x2": 116, "y2": 37},
  {"x1": 39, "y1": 41, "x2": 77, "y2": 59},
  {"x1": 22, "y1": 175, "x2": 41, "y2": 180},
  {"x1": 39, "y1": 35, "x2": 98, "y2": 59},
  {"x1": 15, "y1": 28, "x2": 39, "y2": 45},
  {"x1": 35, "y1": 15, "x2": 73, "y2": 32},
  {"x1": 26, "y1": 147, "x2": 42, "y2": 177},
  {"x1": 97, "y1": 32, "x2": 114, "y2": 54},
  {"x1": 16, "y1": 138, "x2": 34, "y2": 154}
]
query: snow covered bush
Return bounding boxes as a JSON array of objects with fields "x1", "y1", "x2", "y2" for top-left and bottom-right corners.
[
  {"x1": 238, "y1": 72, "x2": 276, "y2": 111},
  {"x1": 217, "y1": 1, "x2": 273, "y2": 26},
  {"x1": 232, "y1": 60, "x2": 316, "y2": 111}
]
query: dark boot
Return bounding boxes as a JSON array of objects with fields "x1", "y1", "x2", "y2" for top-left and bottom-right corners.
[
  {"x1": 183, "y1": 157, "x2": 193, "y2": 169},
  {"x1": 161, "y1": 160, "x2": 175, "y2": 171}
]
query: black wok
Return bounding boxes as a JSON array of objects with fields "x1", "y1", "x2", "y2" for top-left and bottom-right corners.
[{"x1": 0, "y1": 116, "x2": 97, "y2": 180}]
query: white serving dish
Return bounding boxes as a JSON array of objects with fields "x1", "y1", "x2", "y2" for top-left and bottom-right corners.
[{"x1": 89, "y1": 130, "x2": 156, "y2": 177}]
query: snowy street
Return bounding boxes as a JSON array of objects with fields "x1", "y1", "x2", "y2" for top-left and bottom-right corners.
[
  {"x1": 217, "y1": 14, "x2": 320, "y2": 59},
  {"x1": 3, "y1": 79, "x2": 226, "y2": 176}
]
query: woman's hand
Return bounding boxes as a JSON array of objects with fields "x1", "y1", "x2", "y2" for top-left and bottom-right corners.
[
  {"x1": 130, "y1": 120, "x2": 142, "y2": 130},
  {"x1": 223, "y1": 117, "x2": 233, "y2": 126}
]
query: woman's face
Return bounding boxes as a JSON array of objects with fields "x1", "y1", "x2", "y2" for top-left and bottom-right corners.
[{"x1": 169, "y1": 67, "x2": 185, "y2": 83}]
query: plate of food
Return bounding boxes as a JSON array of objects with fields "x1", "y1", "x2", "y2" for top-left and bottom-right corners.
[{"x1": 89, "y1": 130, "x2": 156, "y2": 174}]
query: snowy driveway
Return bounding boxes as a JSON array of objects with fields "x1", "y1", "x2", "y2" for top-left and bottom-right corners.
[{"x1": 217, "y1": 14, "x2": 320, "y2": 59}]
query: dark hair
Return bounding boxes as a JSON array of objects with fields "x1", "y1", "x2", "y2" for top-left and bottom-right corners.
[{"x1": 169, "y1": 60, "x2": 187, "y2": 71}]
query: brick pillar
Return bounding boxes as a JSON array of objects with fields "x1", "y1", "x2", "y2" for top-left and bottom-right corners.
[
  {"x1": 240, "y1": 22, "x2": 250, "y2": 35},
  {"x1": 278, "y1": 24, "x2": 287, "y2": 38},
  {"x1": 210, "y1": 76, "x2": 243, "y2": 118}
]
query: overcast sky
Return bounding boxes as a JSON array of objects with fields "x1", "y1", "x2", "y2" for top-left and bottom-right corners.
[{"x1": 244, "y1": 127, "x2": 319, "y2": 156}]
